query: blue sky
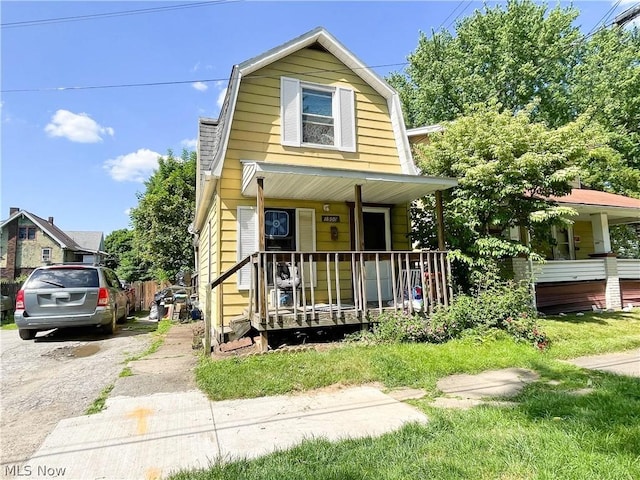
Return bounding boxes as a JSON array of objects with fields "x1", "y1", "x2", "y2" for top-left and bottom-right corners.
[{"x1": 1, "y1": 0, "x2": 635, "y2": 236}]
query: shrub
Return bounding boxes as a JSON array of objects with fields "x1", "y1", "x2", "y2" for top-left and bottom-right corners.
[
  {"x1": 354, "y1": 281, "x2": 549, "y2": 350},
  {"x1": 362, "y1": 310, "x2": 460, "y2": 344},
  {"x1": 503, "y1": 313, "x2": 549, "y2": 350}
]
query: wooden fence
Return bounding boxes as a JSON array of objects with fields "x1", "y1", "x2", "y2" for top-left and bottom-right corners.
[{"x1": 131, "y1": 280, "x2": 166, "y2": 312}]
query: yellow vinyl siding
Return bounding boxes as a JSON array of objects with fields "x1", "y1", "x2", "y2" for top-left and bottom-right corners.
[
  {"x1": 391, "y1": 204, "x2": 411, "y2": 250},
  {"x1": 198, "y1": 190, "x2": 221, "y2": 330},
  {"x1": 573, "y1": 221, "x2": 596, "y2": 259},
  {"x1": 231, "y1": 47, "x2": 403, "y2": 173}
]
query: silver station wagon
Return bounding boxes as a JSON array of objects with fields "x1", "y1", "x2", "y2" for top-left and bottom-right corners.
[{"x1": 14, "y1": 264, "x2": 130, "y2": 340}]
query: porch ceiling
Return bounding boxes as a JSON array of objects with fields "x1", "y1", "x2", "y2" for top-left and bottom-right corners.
[{"x1": 241, "y1": 161, "x2": 457, "y2": 204}]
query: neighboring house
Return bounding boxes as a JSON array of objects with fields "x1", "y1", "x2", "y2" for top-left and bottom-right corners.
[
  {"x1": 0, "y1": 208, "x2": 106, "y2": 280},
  {"x1": 408, "y1": 126, "x2": 640, "y2": 314},
  {"x1": 193, "y1": 28, "x2": 457, "y2": 349},
  {"x1": 511, "y1": 189, "x2": 640, "y2": 313}
]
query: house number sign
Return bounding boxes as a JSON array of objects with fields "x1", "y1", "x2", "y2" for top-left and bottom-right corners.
[{"x1": 322, "y1": 215, "x2": 340, "y2": 223}]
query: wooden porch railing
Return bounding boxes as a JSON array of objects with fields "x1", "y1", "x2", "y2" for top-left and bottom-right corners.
[{"x1": 247, "y1": 250, "x2": 452, "y2": 329}]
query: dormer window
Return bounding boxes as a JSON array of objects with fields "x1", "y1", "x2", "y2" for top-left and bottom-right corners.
[{"x1": 281, "y1": 77, "x2": 356, "y2": 152}]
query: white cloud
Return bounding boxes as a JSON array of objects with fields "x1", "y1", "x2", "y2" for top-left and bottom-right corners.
[
  {"x1": 191, "y1": 62, "x2": 214, "y2": 72},
  {"x1": 45, "y1": 109, "x2": 114, "y2": 143},
  {"x1": 181, "y1": 138, "x2": 197, "y2": 149},
  {"x1": 217, "y1": 87, "x2": 228, "y2": 108},
  {"x1": 103, "y1": 148, "x2": 161, "y2": 182},
  {"x1": 124, "y1": 208, "x2": 132, "y2": 216},
  {"x1": 192, "y1": 81, "x2": 208, "y2": 92}
]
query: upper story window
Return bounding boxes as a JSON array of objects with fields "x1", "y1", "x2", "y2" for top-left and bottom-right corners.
[
  {"x1": 281, "y1": 77, "x2": 356, "y2": 152},
  {"x1": 302, "y1": 88, "x2": 334, "y2": 145},
  {"x1": 19, "y1": 226, "x2": 36, "y2": 240}
]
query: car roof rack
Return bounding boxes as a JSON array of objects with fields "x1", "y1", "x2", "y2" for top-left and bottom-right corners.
[{"x1": 46, "y1": 261, "x2": 104, "y2": 267}]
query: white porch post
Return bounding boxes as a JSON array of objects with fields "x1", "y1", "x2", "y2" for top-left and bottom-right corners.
[
  {"x1": 603, "y1": 256, "x2": 622, "y2": 310},
  {"x1": 591, "y1": 212, "x2": 621, "y2": 310},
  {"x1": 591, "y1": 212, "x2": 611, "y2": 254}
]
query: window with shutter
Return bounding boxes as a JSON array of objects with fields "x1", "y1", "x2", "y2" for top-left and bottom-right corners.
[
  {"x1": 280, "y1": 76, "x2": 356, "y2": 152},
  {"x1": 237, "y1": 206, "x2": 257, "y2": 289}
]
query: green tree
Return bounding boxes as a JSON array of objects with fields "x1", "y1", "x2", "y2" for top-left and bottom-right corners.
[
  {"x1": 390, "y1": 0, "x2": 580, "y2": 128},
  {"x1": 104, "y1": 228, "x2": 152, "y2": 281},
  {"x1": 130, "y1": 149, "x2": 196, "y2": 282},
  {"x1": 104, "y1": 229, "x2": 132, "y2": 271},
  {"x1": 571, "y1": 27, "x2": 640, "y2": 195},
  {"x1": 414, "y1": 106, "x2": 618, "y2": 288}
]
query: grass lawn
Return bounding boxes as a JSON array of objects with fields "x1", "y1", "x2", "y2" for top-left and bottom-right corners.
[
  {"x1": 172, "y1": 311, "x2": 640, "y2": 479},
  {"x1": 195, "y1": 311, "x2": 640, "y2": 401}
]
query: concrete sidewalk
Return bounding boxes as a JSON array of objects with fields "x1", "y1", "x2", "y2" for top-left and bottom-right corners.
[
  {"x1": 19, "y1": 323, "x2": 640, "y2": 480},
  {"x1": 565, "y1": 348, "x2": 640, "y2": 377},
  {"x1": 26, "y1": 386, "x2": 427, "y2": 480}
]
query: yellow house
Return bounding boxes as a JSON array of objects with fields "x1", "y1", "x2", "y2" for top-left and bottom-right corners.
[{"x1": 193, "y1": 28, "x2": 457, "y2": 350}]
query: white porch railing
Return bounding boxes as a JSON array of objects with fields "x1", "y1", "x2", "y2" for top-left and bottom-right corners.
[
  {"x1": 618, "y1": 259, "x2": 640, "y2": 280},
  {"x1": 532, "y1": 259, "x2": 606, "y2": 283}
]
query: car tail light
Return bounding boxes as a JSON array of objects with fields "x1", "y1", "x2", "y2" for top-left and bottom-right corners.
[
  {"x1": 15, "y1": 290, "x2": 25, "y2": 310},
  {"x1": 97, "y1": 288, "x2": 109, "y2": 306}
]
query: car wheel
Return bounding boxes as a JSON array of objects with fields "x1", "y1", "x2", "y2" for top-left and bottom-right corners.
[
  {"x1": 18, "y1": 329, "x2": 37, "y2": 340},
  {"x1": 104, "y1": 311, "x2": 117, "y2": 335}
]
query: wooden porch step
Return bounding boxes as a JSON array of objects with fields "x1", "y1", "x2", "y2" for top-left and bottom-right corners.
[{"x1": 229, "y1": 312, "x2": 251, "y2": 339}]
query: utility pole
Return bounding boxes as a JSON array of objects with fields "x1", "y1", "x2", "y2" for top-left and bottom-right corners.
[{"x1": 613, "y1": 4, "x2": 640, "y2": 27}]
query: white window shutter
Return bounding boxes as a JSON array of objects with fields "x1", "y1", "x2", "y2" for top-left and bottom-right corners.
[
  {"x1": 296, "y1": 208, "x2": 317, "y2": 287},
  {"x1": 337, "y1": 87, "x2": 356, "y2": 152},
  {"x1": 237, "y1": 206, "x2": 257, "y2": 289},
  {"x1": 281, "y1": 77, "x2": 301, "y2": 146}
]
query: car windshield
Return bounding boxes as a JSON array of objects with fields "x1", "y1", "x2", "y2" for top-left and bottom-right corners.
[{"x1": 24, "y1": 268, "x2": 100, "y2": 289}]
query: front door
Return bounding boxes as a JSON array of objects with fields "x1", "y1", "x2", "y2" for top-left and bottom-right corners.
[{"x1": 363, "y1": 207, "x2": 392, "y2": 302}]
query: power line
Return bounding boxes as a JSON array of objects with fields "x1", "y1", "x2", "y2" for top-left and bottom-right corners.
[
  {"x1": 0, "y1": 63, "x2": 410, "y2": 94},
  {"x1": 586, "y1": 0, "x2": 622, "y2": 37},
  {"x1": 1, "y1": 0, "x2": 237, "y2": 29},
  {"x1": 445, "y1": 0, "x2": 473, "y2": 30},
  {"x1": 437, "y1": 1, "x2": 465, "y2": 32},
  {"x1": 613, "y1": 3, "x2": 640, "y2": 26}
]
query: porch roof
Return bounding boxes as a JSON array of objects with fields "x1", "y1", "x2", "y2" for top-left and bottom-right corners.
[
  {"x1": 548, "y1": 189, "x2": 640, "y2": 224},
  {"x1": 241, "y1": 161, "x2": 457, "y2": 204}
]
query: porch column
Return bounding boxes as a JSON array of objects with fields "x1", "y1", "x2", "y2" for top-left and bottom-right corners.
[
  {"x1": 435, "y1": 190, "x2": 445, "y2": 251},
  {"x1": 590, "y1": 212, "x2": 621, "y2": 309},
  {"x1": 590, "y1": 212, "x2": 611, "y2": 254},
  {"x1": 257, "y1": 177, "x2": 265, "y2": 251},
  {"x1": 256, "y1": 177, "x2": 268, "y2": 349},
  {"x1": 604, "y1": 255, "x2": 622, "y2": 310},
  {"x1": 354, "y1": 184, "x2": 364, "y2": 251}
]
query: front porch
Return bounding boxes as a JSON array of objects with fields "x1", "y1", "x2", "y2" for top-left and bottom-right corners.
[{"x1": 215, "y1": 250, "x2": 452, "y2": 348}]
